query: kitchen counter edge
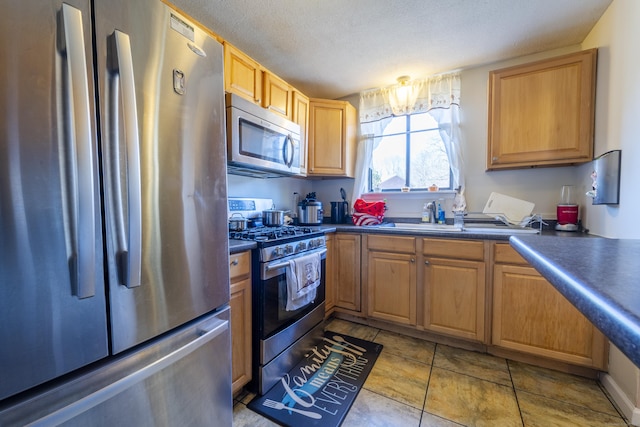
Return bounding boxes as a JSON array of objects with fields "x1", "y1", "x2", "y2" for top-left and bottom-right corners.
[
  {"x1": 319, "y1": 223, "x2": 590, "y2": 241},
  {"x1": 509, "y1": 235, "x2": 640, "y2": 369},
  {"x1": 229, "y1": 240, "x2": 257, "y2": 254}
]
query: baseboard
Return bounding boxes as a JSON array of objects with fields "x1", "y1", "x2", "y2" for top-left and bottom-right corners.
[{"x1": 600, "y1": 373, "x2": 640, "y2": 426}]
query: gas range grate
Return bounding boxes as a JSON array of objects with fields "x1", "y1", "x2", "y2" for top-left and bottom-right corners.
[{"x1": 229, "y1": 225, "x2": 320, "y2": 242}]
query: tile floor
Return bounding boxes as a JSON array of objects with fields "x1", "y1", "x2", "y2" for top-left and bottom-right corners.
[{"x1": 233, "y1": 318, "x2": 630, "y2": 427}]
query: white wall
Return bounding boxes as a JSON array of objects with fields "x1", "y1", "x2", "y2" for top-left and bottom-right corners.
[
  {"x1": 580, "y1": 0, "x2": 640, "y2": 422},
  {"x1": 227, "y1": 174, "x2": 313, "y2": 213}
]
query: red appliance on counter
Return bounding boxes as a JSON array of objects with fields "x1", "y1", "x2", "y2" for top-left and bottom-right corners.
[{"x1": 556, "y1": 185, "x2": 579, "y2": 231}]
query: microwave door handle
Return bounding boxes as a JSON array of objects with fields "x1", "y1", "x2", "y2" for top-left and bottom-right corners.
[
  {"x1": 283, "y1": 134, "x2": 295, "y2": 167},
  {"x1": 58, "y1": 4, "x2": 97, "y2": 299},
  {"x1": 106, "y1": 30, "x2": 142, "y2": 288}
]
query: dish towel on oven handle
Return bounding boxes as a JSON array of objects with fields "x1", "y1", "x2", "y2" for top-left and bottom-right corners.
[{"x1": 285, "y1": 252, "x2": 321, "y2": 311}]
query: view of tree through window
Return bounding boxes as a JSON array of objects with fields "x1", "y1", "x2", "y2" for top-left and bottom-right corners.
[{"x1": 370, "y1": 112, "x2": 451, "y2": 191}]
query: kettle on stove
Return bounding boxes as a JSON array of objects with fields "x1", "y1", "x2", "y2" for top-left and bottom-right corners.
[{"x1": 297, "y1": 192, "x2": 323, "y2": 225}]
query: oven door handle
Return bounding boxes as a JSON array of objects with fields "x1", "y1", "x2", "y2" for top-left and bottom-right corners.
[{"x1": 266, "y1": 248, "x2": 327, "y2": 271}]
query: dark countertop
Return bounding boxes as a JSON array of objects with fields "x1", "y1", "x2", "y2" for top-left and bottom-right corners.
[
  {"x1": 320, "y1": 223, "x2": 591, "y2": 241},
  {"x1": 229, "y1": 239, "x2": 257, "y2": 254},
  {"x1": 510, "y1": 235, "x2": 640, "y2": 368}
]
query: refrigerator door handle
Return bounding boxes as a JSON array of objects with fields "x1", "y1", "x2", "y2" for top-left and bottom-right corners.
[
  {"x1": 58, "y1": 4, "x2": 97, "y2": 299},
  {"x1": 106, "y1": 30, "x2": 142, "y2": 288}
]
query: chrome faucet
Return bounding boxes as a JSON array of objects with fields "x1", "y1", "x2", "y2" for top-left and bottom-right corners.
[{"x1": 426, "y1": 201, "x2": 437, "y2": 223}]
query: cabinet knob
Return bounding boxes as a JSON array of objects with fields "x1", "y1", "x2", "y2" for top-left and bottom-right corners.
[
  {"x1": 411, "y1": 258, "x2": 415, "y2": 263},
  {"x1": 424, "y1": 260, "x2": 430, "y2": 265},
  {"x1": 231, "y1": 259, "x2": 239, "y2": 266}
]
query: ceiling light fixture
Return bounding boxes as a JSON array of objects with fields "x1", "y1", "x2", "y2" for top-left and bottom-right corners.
[{"x1": 396, "y1": 75, "x2": 411, "y2": 86}]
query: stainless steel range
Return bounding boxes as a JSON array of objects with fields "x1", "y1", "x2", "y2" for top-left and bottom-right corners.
[{"x1": 228, "y1": 198, "x2": 327, "y2": 395}]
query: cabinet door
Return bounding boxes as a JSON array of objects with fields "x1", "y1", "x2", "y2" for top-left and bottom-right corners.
[
  {"x1": 229, "y1": 251, "x2": 252, "y2": 394},
  {"x1": 487, "y1": 49, "x2": 596, "y2": 170},
  {"x1": 493, "y1": 264, "x2": 606, "y2": 369},
  {"x1": 291, "y1": 91, "x2": 309, "y2": 176},
  {"x1": 262, "y1": 72, "x2": 291, "y2": 119},
  {"x1": 367, "y1": 251, "x2": 417, "y2": 325},
  {"x1": 423, "y1": 258, "x2": 485, "y2": 341},
  {"x1": 224, "y1": 42, "x2": 262, "y2": 104},
  {"x1": 308, "y1": 99, "x2": 356, "y2": 177},
  {"x1": 334, "y1": 234, "x2": 361, "y2": 312}
]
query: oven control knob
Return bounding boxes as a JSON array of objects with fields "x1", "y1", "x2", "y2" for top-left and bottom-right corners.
[
  {"x1": 296, "y1": 242, "x2": 307, "y2": 252},
  {"x1": 315, "y1": 238, "x2": 324, "y2": 247},
  {"x1": 308, "y1": 239, "x2": 316, "y2": 249},
  {"x1": 284, "y1": 245, "x2": 294, "y2": 255},
  {"x1": 273, "y1": 247, "x2": 284, "y2": 257}
]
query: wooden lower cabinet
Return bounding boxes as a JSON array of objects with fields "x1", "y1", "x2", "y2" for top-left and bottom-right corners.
[
  {"x1": 324, "y1": 233, "x2": 336, "y2": 316},
  {"x1": 229, "y1": 251, "x2": 252, "y2": 394},
  {"x1": 333, "y1": 233, "x2": 362, "y2": 313},
  {"x1": 492, "y1": 244, "x2": 607, "y2": 369},
  {"x1": 365, "y1": 235, "x2": 417, "y2": 325},
  {"x1": 422, "y1": 239, "x2": 486, "y2": 341}
]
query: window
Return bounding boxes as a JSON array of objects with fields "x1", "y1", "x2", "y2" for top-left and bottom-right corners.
[{"x1": 369, "y1": 112, "x2": 451, "y2": 192}]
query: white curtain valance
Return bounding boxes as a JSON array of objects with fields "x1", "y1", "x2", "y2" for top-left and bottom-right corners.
[{"x1": 359, "y1": 72, "x2": 461, "y2": 123}]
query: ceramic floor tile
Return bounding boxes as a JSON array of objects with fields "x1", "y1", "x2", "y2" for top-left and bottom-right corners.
[
  {"x1": 232, "y1": 403, "x2": 280, "y2": 427},
  {"x1": 508, "y1": 360, "x2": 620, "y2": 416},
  {"x1": 420, "y1": 411, "x2": 466, "y2": 426},
  {"x1": 433, "y1": 344, "x2": 512, "y2": 386},
  {"x1": 342, "y1": 388, "x2": 422, "y2": 427},
  {"x1": 517, "y1": 389, "x2": 627, "y2": 427},
  {"x1": 373, "y1": 329, "x2": 436, "y2": 364},
  {"x1": 325, "y1": 318, "x2": 380, "y2": 341},
  {"x1": 424, "y1": 367, "x2": 522, "y2": 427},
  {"x1": 363, "y1": 351, "x2": 431, "y2": 409},
  {"x1": 238, "y1": 391, "x2": 256, "y2": 405}
]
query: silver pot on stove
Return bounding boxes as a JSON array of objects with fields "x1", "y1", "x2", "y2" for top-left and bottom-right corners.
[{"x1": 297, "y1": 192, "x2": 323, "y2": 225}]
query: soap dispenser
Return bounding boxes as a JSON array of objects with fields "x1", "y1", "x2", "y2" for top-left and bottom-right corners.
[{"x1": 422, "y1": 203, "x2": 430, "y2": 223}]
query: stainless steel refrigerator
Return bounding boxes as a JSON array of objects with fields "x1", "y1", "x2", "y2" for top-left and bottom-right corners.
[{"x1": 0, "y1": 0, "x2": 231, "y2": 425}]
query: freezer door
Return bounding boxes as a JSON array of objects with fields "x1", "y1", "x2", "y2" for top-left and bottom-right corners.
[
  {"x1": 0, "y1": 308, "x2": 232, "y2": 427},
  {"x1": 0, "y1": 1, "x2": 109, "y2": 400},
  {"x1": 93, "y1": 0, "x2": 230, "y2": 353}
]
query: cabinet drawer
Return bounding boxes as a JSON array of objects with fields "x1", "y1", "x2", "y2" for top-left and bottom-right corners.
[
  {"x1": 423, "y1": 238, "x2": 484, "y2": 261},
  {"x1": 367, "y1": 235, "x2": 415, "y2": 253},
  {"x1": 229, "y1": 251, "x2": 251, "y2": 281},
  {"x1": 494, "y1": 243, "x2": 528, "y2": 265}
]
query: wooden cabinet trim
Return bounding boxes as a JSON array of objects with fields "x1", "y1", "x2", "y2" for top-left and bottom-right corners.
[
  {"x1": 230, "y1": 251, "x2": 251, "y2": 280},
  {"x1": 367, "y1": 234, "x2": 416, "y2": 253},
  {"x1": 423, "y1": 238, "x2": 484, "y2": 260},
  {"x1": 493, "y1": 243, "x2": 528, "y2": 265}
]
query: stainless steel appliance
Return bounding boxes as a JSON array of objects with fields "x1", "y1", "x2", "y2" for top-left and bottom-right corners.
[
  {"x1": 226, "y1": 93, "x2": 302, "y2": 178},
  {"x1": 228, "y1": 198, "x2": 326, "y2": 395},
  {"x1": 297, "y1": 192, "x2": 324, "y2": 225},
  {"x1": 0, "y1": 1, "x2": 231, "y2": 424}
]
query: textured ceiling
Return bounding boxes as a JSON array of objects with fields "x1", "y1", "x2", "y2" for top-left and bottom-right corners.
[{"x1": 170, "y1": 0, "x2": 612, "y2": 99}]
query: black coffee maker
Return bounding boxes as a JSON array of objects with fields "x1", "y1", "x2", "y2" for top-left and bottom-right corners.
[
  {"x1": 330, "y1": 188, "x2": 350, "y2": 224},
  {"x1": 330, "y1": 201, "x2": 348, "y2": 224}
]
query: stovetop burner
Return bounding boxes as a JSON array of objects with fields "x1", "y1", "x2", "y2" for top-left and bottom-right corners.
[{"x1": 229, "y1": 225, "x2": 322, "y2": 243}]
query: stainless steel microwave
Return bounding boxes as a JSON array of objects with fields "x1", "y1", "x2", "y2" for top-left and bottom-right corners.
[{"x1": 225, "y1": 93, "x2": 301, "y2": 177}]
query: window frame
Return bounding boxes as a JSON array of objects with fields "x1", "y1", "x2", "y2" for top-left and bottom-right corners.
[{"x1": 368, "y1": 112, "x2": 453, "y2": 192}]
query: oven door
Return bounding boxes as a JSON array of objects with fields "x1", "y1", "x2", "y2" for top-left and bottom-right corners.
[{"x1": 259, "y1": 248, "x2": 326, "y2": 339}]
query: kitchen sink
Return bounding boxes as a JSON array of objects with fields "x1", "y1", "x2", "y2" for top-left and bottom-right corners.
[
  {"x1": 463, "y1": 223, "x2": 540, "y2": 234},
  {"x1": 393, "y1": 223, "x2": 464, "y2": 232},
  {"x1": 392, "y1": 222, "x2": 539, "y2": 234}
]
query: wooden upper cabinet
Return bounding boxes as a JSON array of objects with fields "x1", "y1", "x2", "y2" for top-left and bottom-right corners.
[
  {"x1": 224, "y1": 42, "x2": 262, "y2": 104},
  {"x1": 487, "y1": 48, "x2": 597, "y2": 170},
  {"x1": 308, "y1": 99, "x2": 357, "y2": 177},
  {"x1": 263, "y1": 72, "x2": 292, "y2": 119},
  {"x1": 291, "y1": 91, "x2": 309, "y2": 175}
]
